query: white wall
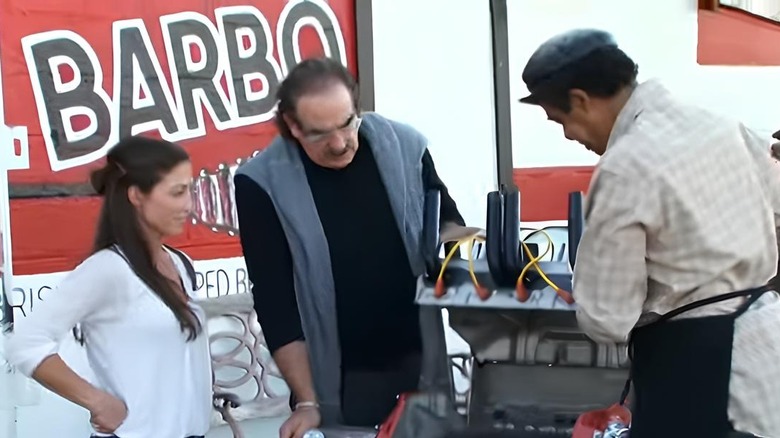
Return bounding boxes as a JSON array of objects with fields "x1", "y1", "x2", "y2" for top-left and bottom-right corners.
[
  {"x1": 371, "y1": 0, "x2": 498, "y2": 228},
  {"x1": 508, "y1": 0, "x2": 780, "y2": 169}
]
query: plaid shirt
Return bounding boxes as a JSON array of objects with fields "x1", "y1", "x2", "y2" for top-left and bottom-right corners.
[{"x1": 573, "y1": 80, "x2": 780, "y2": 435}]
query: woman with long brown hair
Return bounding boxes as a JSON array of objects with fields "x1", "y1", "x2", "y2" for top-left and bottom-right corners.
[{"x1": 6, "y1": 136, "x2": 212, "y2": 437}]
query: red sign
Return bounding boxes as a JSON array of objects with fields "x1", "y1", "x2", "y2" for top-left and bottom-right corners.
[
  {"x1": 4, "y1": 0, "x2": 358, "y2": 185},
  {"x1": 4, "y1": 0, "x2": 358, "y2": 274}
]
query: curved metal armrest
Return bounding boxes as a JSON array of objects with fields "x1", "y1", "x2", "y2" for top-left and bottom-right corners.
[
  {"x1": 213, "y1": 391, "x2": 242, "y2": 409},
  {"x1": 213, "y1": 391, "x2": 244, "y2": 438},
  {"x1": 202, "y1": 294, "x2": 292, "y2": 436}
]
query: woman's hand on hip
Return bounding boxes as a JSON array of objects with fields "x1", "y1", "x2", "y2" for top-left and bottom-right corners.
[{"x1": 87, "y1": 390, "x2": 128, "y2": 434}]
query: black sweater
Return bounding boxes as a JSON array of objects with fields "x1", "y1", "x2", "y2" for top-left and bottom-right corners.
[{"x1": 234, "y1": 137, "x2": 464, "y2": 371}]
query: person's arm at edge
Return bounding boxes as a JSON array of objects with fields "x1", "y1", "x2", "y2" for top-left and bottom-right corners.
[
  {"x1": 233, "y1": 174, "x2": 317, "y2": 404},
  {"x1": 741, "y1": 125, "x2": 780, "y2": 288},
  {"x1": 421, "y1": 148, "x2": 466, "y2": 228},
  {"x1": 32, "y1": 356, "x2": 109, "y2": 410},
  {"x1": 572, "y1": 169, "x2": 657, "y2": 343},
  {"x1": 5, "y1": 251, "x2": 123, "y2": 412},
  {"x1": 421, "y1": 149, "x2": 467, "y2": 257}
]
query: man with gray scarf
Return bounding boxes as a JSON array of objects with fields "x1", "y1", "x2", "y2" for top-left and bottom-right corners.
[{"x1": 234, "y1": 58, "x2": 464, "y2": 438}]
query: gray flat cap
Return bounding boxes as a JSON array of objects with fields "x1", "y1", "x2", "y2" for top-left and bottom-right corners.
[{"x1": 519, "y1": 29, "x2": 618, "y2": 104}]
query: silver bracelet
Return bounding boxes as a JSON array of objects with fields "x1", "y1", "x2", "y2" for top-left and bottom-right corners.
[{"x1": 294, "y1": 401, "x2": 320, "y2": 410}]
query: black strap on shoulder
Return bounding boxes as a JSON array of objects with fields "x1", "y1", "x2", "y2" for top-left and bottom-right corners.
[
  {"x1": 107, "y1": 244, "x2": 129, "y2": 263},
  {"x1": 108, "y1": 244, "x2": 196, "y2": 289},
  {"x1": 163, "y1": 244, "x2": 197, "y2": 290},
  {"x1": 71, "y1": 245, "x2": 197, "y2": 346}
]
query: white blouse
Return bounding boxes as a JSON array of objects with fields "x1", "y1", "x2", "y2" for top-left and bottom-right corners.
[{"x1": 5, "y1": 247, "x2": 213, "y2": 438}]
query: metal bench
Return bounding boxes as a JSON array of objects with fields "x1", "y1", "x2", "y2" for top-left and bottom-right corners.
[
  {"x1": 200, "y1": 293, "x2": 471, "y2": 438},
  {"x1": 199, "y1": 293, "x2": 291, "y2": 437}
]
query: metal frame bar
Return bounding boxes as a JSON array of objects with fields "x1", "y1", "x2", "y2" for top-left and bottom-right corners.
[
  {"x1": 355, "y1": 0, "x2": 376, "y2": 112},
  {"x1": 489, "y1": 0, "x2": 515, "y2": 189},
  {"x1": 699, "y1": 0, "x2": 720, "y2": 11}
]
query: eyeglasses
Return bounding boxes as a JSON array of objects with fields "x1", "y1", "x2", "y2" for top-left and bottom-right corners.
[{"x1": 302, "y1": 115, "x2": 362, "y2": 144}]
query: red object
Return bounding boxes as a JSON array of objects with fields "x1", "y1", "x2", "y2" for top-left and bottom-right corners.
[
  {"x1": 475, "y1": 284, "x2": 491, "y2": 301},
  {"x1": 515, "y1": 281, "x2": 530, "y2": 302},
  {"x1": 376, "y1": 392, "x2": 412, "y2": 438},
  {"x1": 698, "y1": 6, "x2": 780, "y2": 66},
  {"x1": 572, "y1": 403, "x2": 632, "y2": 438},
  {"x1": 434, "y1": 279, "x2": 446, "y2": 298},
  {"x1": 556, "y1": 288, "x2": 575, "y2": 304},
  {"x1": 512, "y1": 166, "x2": 595, "y2": 222},
  {"x1": 3, "y1": 0, "x2": 358, "y2": 186}
]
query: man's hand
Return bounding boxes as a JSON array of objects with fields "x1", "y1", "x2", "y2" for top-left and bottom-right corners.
[
  {"x1": 440, "y1": 222, "x2": 484, "y2": 243},
  {"x1": 87, "y1": 390, "x2": 128, "y2": 434},
  {"x1": 279, "y1": 406, "x2": 321, "y2": 438}
]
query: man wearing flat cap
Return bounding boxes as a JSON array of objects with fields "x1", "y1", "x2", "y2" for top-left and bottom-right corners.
[{"x1": 520, "y1": 29, "x2": 780, "y2": 437}]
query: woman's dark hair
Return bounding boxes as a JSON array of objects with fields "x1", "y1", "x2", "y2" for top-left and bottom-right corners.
[
  {"x1": 274, "y1": 57, "x2": 360, "y2": 139},
  {"x1": 533, "y1": 46, "x2": 638, "y2": 112},
  {"x1": 89, "y1": 136, "x2": 200, "y2": 340}
]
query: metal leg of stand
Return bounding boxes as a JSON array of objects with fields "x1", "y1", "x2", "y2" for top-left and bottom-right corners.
[{"x1": 418, "y1": 307, "x2": 455, "y2": 399}]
